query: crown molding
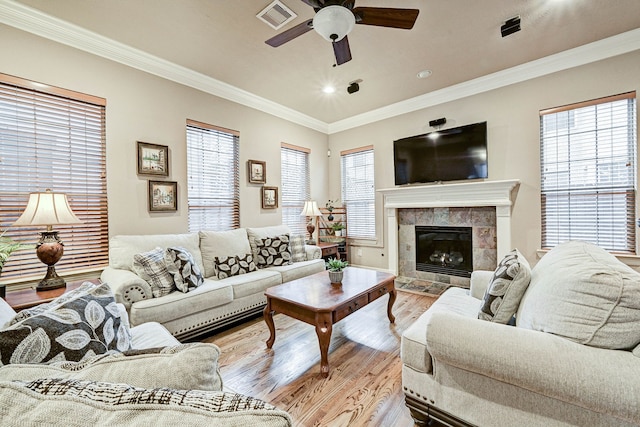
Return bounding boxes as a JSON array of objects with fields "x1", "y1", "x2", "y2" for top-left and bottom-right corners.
[
  {"x1": 328, "y1": 27, "x2": 640, "y2": 134},
  {"x1": 0, "y1": 0, "x2": 329, "y2": 134},
  {"x1": 1, "y1": 0, "x2": 639, "y2": 136}
]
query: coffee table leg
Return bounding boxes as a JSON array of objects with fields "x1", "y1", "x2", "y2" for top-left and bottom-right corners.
[
  {"x1": 264, "y1": 298, "x2": 276, "y2": 348},
  {"x1": 387, "y1": 289, "x2": 396, "y2": 323},
  {"x1": 315, "y1": 313, "x2": 332, "y2": 377}
]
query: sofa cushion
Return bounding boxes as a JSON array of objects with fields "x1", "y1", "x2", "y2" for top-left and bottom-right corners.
[
  {"x1": 478, "y1": 249, "x2": 531, "y2": 324},
  {"x1": 267, "y1": 258, "x2": 325, "y2": 284},
  {"x1": 199, "y1": 228, "x2": 252, "y2": 278},
  {"x1": 109, "y1": 233, "x2": 203, "y2": 274},
  {"x1": 0, "y1": 282, "x2": 131, "y2": 365},
  {"x1": 130, "y1": 321, "x2": 180, "y2": 348},
  {"x1": 0, "y1": 297, "x2": 16, "y2": 330},
  {"x1": 517, "y1": 240, "x2": 640, "y2": 350},
  {"x1": 214, "y1": 254, "x2": 257, "y2": 279},
  {"x1": 0, "y1": 378, "x2": 293, "y2": 426},
  {"x1": 133, "y1": 247, "x2": 176, "y2": 297},
  {"x1": 0, "y1": 343, "x2": 222, "y2": 391},
  {"x1": 289, "y1": 234, "x2": 307, "y2": 262},
  {"x1": 223, "y1": 269, "x2": 283, "y2": 299},
  {"x1": 254, "y1": 234, "x2": 292, "y2": 268},
  {"x1": 165, "y1": 247, "x2": 204, "y2": 292},
  {"x1": 247, "y1": 225, "x2": 291, "y2": 260}
]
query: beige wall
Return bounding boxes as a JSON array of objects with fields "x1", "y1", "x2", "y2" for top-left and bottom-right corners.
[
  {"x1": 0, "y1": 25, "x2": 329, "y2": 236},
  {"x1": 328, "y1": 50, "x2": 640, "y2": 268}
]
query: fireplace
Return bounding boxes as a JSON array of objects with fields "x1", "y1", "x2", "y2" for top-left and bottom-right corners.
[{"x1": 415, "y1": 226, "x2": 473, "y2": 278}]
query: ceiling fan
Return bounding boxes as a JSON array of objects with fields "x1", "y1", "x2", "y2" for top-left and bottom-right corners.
[{"x1": 265, "y1": 0, "x2": 419, "y2": 66}]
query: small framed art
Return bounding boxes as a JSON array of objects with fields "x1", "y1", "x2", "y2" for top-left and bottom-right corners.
[
  {"x1": 262, "y1": 186, "x2": 278, "y2": 209},
  {"x1": 248, "y1": 160, "x2": 266, "y2": 184},
  {"x1": 138, "y1": 141, "x2": 169, "y2": 176},
  {"x1": 149, "y1": 180, "x2": 177, "y2": 211}
]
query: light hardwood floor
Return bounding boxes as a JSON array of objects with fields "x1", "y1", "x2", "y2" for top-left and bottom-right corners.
[{"x1": 201, "y1": 290, "x2": 436, "y2": 427}]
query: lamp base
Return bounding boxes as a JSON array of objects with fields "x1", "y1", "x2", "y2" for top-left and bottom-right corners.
[{"x1": 36, "y1": 266, "x2": 66, "y2": 291}]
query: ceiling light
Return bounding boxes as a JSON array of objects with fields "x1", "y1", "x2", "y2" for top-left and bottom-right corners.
[
  {"x1": 322, "y1": 85, "x2": 336, "y2": 94},
  {"x1": 417, "y1": 70, "x2": 432, "y2": 79},
  {"x1": 313, "y1": 5, "x2": 355, "y2": 42}
]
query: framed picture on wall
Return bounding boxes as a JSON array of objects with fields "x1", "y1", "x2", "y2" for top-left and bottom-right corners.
[
  {"x1": 248, "y1": 160, "x2": 266, "y2": 184},
  {"x1": 262, "y1": 186, "x2": 278, "y2": 209},
  {"x1": 148, "y1": 180, "x2": 177, "y2": 211},
  {"x1": 138, "y1": 141, "x2": 169, "y2": 176}
]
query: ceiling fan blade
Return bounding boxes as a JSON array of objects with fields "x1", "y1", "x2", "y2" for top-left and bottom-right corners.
[
  {"x1": 332, "y1": 36, "x2": 352, "y2": 66},
  {"x1": 353, "y1": 7, "x2": 419, "y2": 29},
  {"x1": 265, "y1": 19, "x2": 314, "y2": 47},
  {"x1": 300, "y1": 0, "x2": 323, "y2": 10}
]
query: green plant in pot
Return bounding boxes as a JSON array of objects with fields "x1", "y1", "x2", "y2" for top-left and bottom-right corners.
[
  {"x1": 0, "y1": 229, "x2": 33, "y2": 276},
  {"x1": 326, "y1": 257, "x2": 348, "y2": 284},
  {"x1": 331, "y1": 221, "x2": 345, "y2": 237},
  {"x1": 325, "y1": 199, "x2": 339, "y2": 221}
]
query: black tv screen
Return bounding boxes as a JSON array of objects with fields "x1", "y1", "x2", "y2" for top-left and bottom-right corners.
[{"x1": 393, "y1": 121, "x2": 488, "y2": 185}]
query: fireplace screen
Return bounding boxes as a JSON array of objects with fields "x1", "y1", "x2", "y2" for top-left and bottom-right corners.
[{"x1": 415, "y1": 226, "x2": 473, "y2": 277}]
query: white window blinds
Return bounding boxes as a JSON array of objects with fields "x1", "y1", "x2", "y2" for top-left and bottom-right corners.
[
  {"x1": 0, "y1": 73, "x2": 108, "y2": 281},
  {"x1": 540, "y1": 92, "x2": 637, "y2": 253},
  {"x1": 281, "y1": 143, "x2": 310, "y2": 236},
  {"x1": 186, "y1": 120, "x2": 239, "y2": 232},
  {"x1": 341, "y1": 146, "x2": 375, "y2": 239}
]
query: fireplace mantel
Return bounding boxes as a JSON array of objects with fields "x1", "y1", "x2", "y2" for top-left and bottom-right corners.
[{"x1": 378, "y1": 179, "x2": 520, "y2": 275}]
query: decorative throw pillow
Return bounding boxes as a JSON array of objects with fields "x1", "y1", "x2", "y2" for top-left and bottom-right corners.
[
  {"x1": 290, "y1": 234, "x2": 307, "y2": 263},
  {"x1": 254, "y1": 234, "x2": 292, "y2": 268},
  {"x1": 165, "y1": 247, "x2": 204, "y2": 292},
  {"x1": 132, "y1": 247, "x2": 175, "y2": 297},
  {"x1": 0, "y1": 343, "x2": 223, "y2": 392},
  {"x1": 214, "y1": 254, "x2": 257, "y2": 279},
  {"x1": 0, "y1": 282, "x2": 131, "y2": 365},
  {"x1": 478, "y1": 249, "x2": 531, "y2": 324}
]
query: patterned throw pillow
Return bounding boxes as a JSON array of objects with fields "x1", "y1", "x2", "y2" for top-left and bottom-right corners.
[
  {"x1": 478, "y1": 249, "x2": 531, "y2": 324},
  {"x1": 132, "y1": 247, "x2": 175, "y2": 297},
  {"x1": 0, "y1": 282, "x2": 131, "y2": 365},
  {"x1": 289, "y1": 234, "x2": 307, "y2": 263},
  {"x1": 165, "y1": 247, "x2": 204, "y2": 292},
  {"x1": 254, "y1": 234, "x2": 292, "y2": 268},
  {"x1": 214, "y1": 254, "x2": 257, "y2": 279}
]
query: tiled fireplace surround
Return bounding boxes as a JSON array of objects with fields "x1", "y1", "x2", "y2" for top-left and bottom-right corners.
[{"x1": 378, "y1": 179, "x2": 520, "y2": 288}]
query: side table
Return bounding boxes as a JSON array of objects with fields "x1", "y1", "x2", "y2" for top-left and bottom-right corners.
[
  {"x1": 4, "y1": 278, "x2": 100, "y2": 311},
  {"x1": 317, "y1": 242, "x2": 339, "y2": 261}
]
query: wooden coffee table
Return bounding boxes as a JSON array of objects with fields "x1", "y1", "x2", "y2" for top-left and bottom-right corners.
[{"x1": 263, "y1": 267, "x2": 396, "y2": 377}]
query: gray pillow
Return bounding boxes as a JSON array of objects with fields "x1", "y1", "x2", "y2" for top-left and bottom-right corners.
[
  {"x1": 478, "y1": 249, "x2": 531, "y2": 324},
  {"x1": 132, "y1": 247, "x2": 175, "y2": 297},
  {"x1": 517, "y1": 240, "x2": 640, "y2": 350},
  {"x1": 0, "y1": 282, "x2": 131, "y2": 365},
  {"x1": 289, "y1": 234, "x2": 307, "y2": 262}
]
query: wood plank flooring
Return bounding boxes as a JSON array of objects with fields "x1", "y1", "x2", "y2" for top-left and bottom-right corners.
[{"x1": 200, "y1": 290, "x2": 436, "y2": 427}]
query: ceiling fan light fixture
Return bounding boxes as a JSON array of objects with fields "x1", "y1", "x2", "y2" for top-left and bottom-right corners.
[{"x1": 313, "y1": 5, "x2": 355, "y2": 42}]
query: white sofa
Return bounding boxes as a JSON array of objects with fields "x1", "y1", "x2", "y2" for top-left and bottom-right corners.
[
  {"x1": 401, "y1": 241, "x2": 640, "y2": 427},
  {"x1": 101, "y1": 225, "x2": 324, "y2": 340},
  {"x1": 0, "y1": 289, "x2": 293, "y2": 426}
]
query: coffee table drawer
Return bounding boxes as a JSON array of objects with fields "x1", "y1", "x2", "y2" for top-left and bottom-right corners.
[
  {"x1": 368, "y1": 284, "x2": 392, "y2": 303},
  {"x1": 334, "y1": 294, "x2": 368, "y2": 322}
]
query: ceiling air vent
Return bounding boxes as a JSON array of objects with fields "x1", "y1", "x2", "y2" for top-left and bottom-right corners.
[{"x1": 257, "y1": 0, "x2": 297, "y2": 30}]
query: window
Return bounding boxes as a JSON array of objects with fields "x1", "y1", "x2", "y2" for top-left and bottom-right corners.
[
  {"x1": 0, "y1": 73, "x2": 108, "y2": 281},
  {"x1": 281, "y1": 143, "x2": 310, "y2": 235},
  {"x1": 186, "y1": 120, "x2": 239, "y2": 232},
  {"x1": 341, "y1": 146, "x2": 375, "y2": 239},
  {"x1": 540, "y1": 92, "x2": 637, "y2": 253}
]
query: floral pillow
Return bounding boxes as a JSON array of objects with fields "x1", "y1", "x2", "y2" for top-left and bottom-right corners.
[
  {"x1": 0, "y1": 282, "x2": 131, "y2": 365},
  {"x1": 254, "y1": 234, "x2": 292, "y2": 268},
  {"x1": 165, "y1": 247, "x2": 204, "y2": 292},
  {"x1": 214, "y1": 254, "x2": 257, "y2": 279}
]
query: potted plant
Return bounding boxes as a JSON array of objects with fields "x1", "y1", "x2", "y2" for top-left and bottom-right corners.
[
  {"x1": 325, "y1": 257, "x2": 348, "y2": 284},
  {"x1": 331, "y1": 221, "x2": 345, "y2": 237},
  {"x1": 0, "y1": 230, "x2": 32, "y2": 296},
  {"x1": 325, "y1": 199, "x2": 339, "y2": 221}
]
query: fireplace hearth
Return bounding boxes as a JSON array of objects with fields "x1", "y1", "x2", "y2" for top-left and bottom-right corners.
[{"x1": 415, "y1": 226, "x2": 473, "y2": 278}]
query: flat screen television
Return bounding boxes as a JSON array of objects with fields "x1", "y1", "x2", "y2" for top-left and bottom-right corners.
[{"x1": 393, "y1": 121, "x2": 488, "y2": 185}]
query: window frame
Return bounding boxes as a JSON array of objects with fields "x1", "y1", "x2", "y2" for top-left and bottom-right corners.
[
  {"x1": 341, "y1": 145, "x2": 376, "y2": 240},
  {"x1": 280, "y1": 143, "x2": 310, "y2": 236}
]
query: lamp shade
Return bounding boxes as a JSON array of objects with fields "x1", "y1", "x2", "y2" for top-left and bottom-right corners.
[
  {"x1": 313, "y1": 5, "x2": 355, "y2": 42},
  {"x1": 13, "y1": 190, "x2": 82, "y2": 228},
  {"x1": 300, "y1": 200, "x2": 322, "y2": 217}
]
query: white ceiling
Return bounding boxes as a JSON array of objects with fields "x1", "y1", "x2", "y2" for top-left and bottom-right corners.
[{"x1": 7, "y1": 0, "x2": 640, "y2": 130}]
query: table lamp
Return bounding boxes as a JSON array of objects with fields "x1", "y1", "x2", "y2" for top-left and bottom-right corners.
[
  {"x1": 300, "y1": 200, "x2": 322, "y2": 245},
  {"x1": 13, "y1": 189, "x2": 82, "y2": 291}
]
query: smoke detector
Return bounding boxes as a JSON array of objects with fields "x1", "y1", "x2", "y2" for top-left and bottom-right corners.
[{"x1": 257, "y1": 0, "x2": 297, "y2": 30}]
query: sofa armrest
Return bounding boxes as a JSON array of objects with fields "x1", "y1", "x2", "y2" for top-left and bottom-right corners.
[
  {"x1": 469, "y1": 270, "x2": 493, "y2": 299},
  {"x1": 305, "y1": 244, "x2": 322, "y2": 260},
  {"x1": 426, "y1": 311, "x2": 640, "y2": 422},
  {"x1": 100, "y1": 267, "x2": 152, "y2": 308}
]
